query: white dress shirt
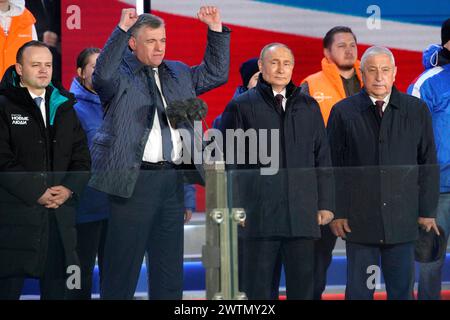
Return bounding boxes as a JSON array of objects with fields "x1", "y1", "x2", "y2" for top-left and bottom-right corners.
[
  {"x1": 142, "y1": 68, "x2": 182, "y2": 163},
  {"x1": 369, "y1": 93, "x2": 391, "y2": 112},
  {"x1": 28, "y1": 90, "x2": 46, "y2": 127}
]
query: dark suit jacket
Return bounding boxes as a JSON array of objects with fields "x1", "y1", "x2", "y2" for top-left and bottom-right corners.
[
  {"x1": 327, "y1": 87, "x2": 439, "y2": 244},
  {"x1": 220, "y1": 76, "x2": 334, "y2": 238}
]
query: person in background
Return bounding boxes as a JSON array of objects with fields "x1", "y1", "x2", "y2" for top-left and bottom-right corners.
[
  {"x1": 25, "y1": 0, "x2": 59, "y2": 41},
  {"x1": 212, "y1": 57, "x2": 259, "y2": 129},
  {"x1": 0, "y1": 0, "x2": 37, "y2": 78},
  {"x1": 233, "y1": 57, "x2": 260, "y2": 98},
  {"x1": 42, "y1": 30, "x2": 61, "y2": 86},
  {"x1": 184, "y1": 184, "x2": 196, "y2": 223},
  {"x1": 25, "y1": 1, "x2": 61, "y2": 85},
  {"x1": 301, "y1": 26, "x2": 362, "y2": 125},
  {"x1": 66, "y1": 47, "x2": 109, "y2": 300},
  {"x1": 408, "y1": 17, "x2": 450, "y2": 300},
  {"x1": 300, "y1": 26, "x2": 362, "y2": 300}
]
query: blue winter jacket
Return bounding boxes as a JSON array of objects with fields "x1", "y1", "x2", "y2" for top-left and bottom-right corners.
[
  {"x1": 70, "y1": 78, "x2": 110, "y2": 223},
  {"x1": 90, "y1": 26, "x2": 230, "y2": 198},
  {"x1": 408, "y1": 45, "x2": 450, "y2": 193}
]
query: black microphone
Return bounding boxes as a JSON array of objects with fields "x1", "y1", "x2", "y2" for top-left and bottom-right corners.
[
  {"x1": 166, "y1": 100, "x2": 189, "y2": 129},
  {"x1": 166, "y1": 98, "x2": 223, "y2": 163},
  {"x1": 185, "y1": 98, "x2": 208, "y2": 123},
  {"x1": 166, "y1": 98, "x2": 208, "y2": 129}
]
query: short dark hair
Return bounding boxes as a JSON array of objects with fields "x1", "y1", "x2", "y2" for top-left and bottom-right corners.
[
  {"x1": 128, "y1": 13, "x2": 165, "y2": 37},
  {"x1": 76, "y1": 47, "x2": 101, "y2": 70},
  {"x1": 323, "y1": 26, "x2": 357, "y2": 49},
  {"x1": 16, "y1": 40, "x2": 51, "y2": 64}
]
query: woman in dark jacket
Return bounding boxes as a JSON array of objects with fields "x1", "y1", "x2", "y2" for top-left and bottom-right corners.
[{"x1": 68, "y1": 48, "x2": 109, "y2": 299}]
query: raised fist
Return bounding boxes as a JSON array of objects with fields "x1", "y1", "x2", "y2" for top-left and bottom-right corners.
[
  {"x1": 197, "y1": 6, "x2": 222, "y2": 32},
  {"x1": 119, "y1": 8, "x2": 139, "y2": 32}
]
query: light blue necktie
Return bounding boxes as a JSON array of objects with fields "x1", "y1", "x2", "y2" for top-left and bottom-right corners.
[{"x1": 34, "y1": 97, "x2": 43, "y2": 108}]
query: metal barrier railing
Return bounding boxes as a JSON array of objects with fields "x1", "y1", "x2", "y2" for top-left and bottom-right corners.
[{"x1": 202, "y1": 161, "x2": 247, "y2": 300}]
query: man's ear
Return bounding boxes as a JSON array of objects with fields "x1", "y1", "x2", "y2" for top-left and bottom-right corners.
[
  {"x1": 128, "y1": 37, "x2": 137, "y2": 51},
  {"x1": 257, "y1": 59, "x2": 262, "y2": 71},
  {"x1": 15, "y1": 63, "x2": 22, "y2": 77},
  {"x1": 324, "y1": 48, "x2": 331, "y2": 61},
  {"x1": 76, "y1": 67, "x2": 83, "y2": 78}
]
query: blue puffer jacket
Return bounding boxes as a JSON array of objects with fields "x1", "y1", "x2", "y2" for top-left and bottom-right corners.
[
  {"x1": 71, "y1": 78, "x2": 197, "y2": 216},
  {"x1": 408, "y1": 45, "x2": 450, "y2": 193},
  {"x1": 90, "y1": 26, "x2": 230, "y2": 198},
  {"x1": 70, "y1": 78, "x2": 110, "y2": 223}
]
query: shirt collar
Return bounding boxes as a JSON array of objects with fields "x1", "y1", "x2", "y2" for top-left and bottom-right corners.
[
  {"x1": 20, "y1": 82, "x2": 45, "y2": 100},
  {"x1": 272, "y1": 88, "x2": 286, "y2": 99},
  {"x1": 369, "y1": 93, "x2": 391, "y2": 106},
  {"x1": 28, "y1": 90, "x2": 46, "y2": 100}
]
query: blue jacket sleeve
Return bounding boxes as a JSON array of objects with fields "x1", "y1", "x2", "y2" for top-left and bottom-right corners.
[
  {"x1": 92, "y1": 26, "x2": 130, "y2": 106},
  {"x1": 190, "y1": 27, "x2": 231, "y2": 96},
  {"x1": 184, "y1": 183, "x2": 196, "y2": 211}
]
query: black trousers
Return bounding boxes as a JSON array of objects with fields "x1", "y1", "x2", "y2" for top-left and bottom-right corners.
[
  {"x1": 313, "y1": 225, "x2": 337, "y2": 299},
  {"x1": 238, "y1": 237, "x2": 282, "y2": 299},
  {"x1": 242, "y1": 237, "x2": 314, "y2": 300},
  {"x1": 0, "y1": 213, "x2": 67, "y2": 300},
  {"x1": 66, "y1": 219, "x2": 108, "y2": 300},
  {"x1": 100, "y1": 167, "x2": 184, "y2": 300}
]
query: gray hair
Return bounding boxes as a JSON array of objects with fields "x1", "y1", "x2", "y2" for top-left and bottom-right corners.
[
  {"x1": 129, "y1": 13, "x2": 165, "y2": 37},
  {"x1": 360, "y1": 46, "x2": 395, "y2": 70},
  {"x1": 259, "y1": 43, "x2": 295, "y2": 64}
]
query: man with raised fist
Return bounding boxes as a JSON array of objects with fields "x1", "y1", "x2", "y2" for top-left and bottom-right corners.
[{"x1": 90, "y1": 6, "x2": 230, "y2": 300}]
